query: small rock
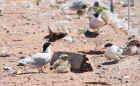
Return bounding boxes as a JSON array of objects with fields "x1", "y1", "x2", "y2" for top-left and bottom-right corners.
[
  {"x1": 102, "y1": 66, "x2": 108, "y2": 70},
  {"x1": 90, "y1": 49, "x2": 94, "y2": 52},
  {"x1": 97, "y1": 64, "x2": 102, "y2": 67},
  {"x1": 33, "y1": 47, "x2": 38, "y2": 49},
  {"x1": 100, "y1": 55, "x2": 104, "y2": 57},
  {"x1": 99, "y1": 75, "x2": 104, "y2": 78},
  {"x1": 26, "y1": 32, "x2": 30, "y2": 35},
  {"x1": 70, "y1": 76, "x2": 75, "y2": 81},
  {"x1": 122, "y1": 80, "x2": 130, "y2": 83},
  {"x1": 33, "y1": 32, "x2": 35, "y2": 34},
  {"x1": 19, "y1": 52, "x2": 23, "y2": 54},
  {"x1": 26, "y1": 23, "x2": 30, "y2": 25},
  {"x1": 122, "y1": 75, "x2": 130, "y2": 78},
  {"x1": 3, "y1": 67, "x2": 12, "y2": 71},
  {"x1": 37, "y1": 83, "x2": 42, "y2": 85},
  {"x1": 1, "y1": 82, "x2": 6, "y2": 84},
  {"x1": 0, "y1": 53, "x2": 10, "y2": 57},
  {"x1": 13, "y1": 70, "x2": 21, "y2": 75},
  {"x1": 32, "y1": 23, "x2": 36, "y2": 25},
  {"x1": 114, "y1": 76, "x2": 118, "y2": 79},
  {"x1": 19, "y1": 56, "x2": 26, "y2": 59},
  {"x1": 91, "y1": 56, "x2": 95, "y2": 59},
  {"x1": 83, "y1": 40, "x2": 87, "y2": 43},
  {"x1": 118, "y1": 78, "x2": 122, "y2": 80}
]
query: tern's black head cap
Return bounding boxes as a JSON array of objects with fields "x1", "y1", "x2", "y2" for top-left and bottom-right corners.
[
  {"x1": 104, "y1": 43, "x2": 113, "y2": 47},
  {"x1": 94, "y1": 13, "x2": 99, "y2": 18},
  {"x1": 43, "y1": 42, "x2": 51, "y2": 51},
  {"x1": 94, "y1": 2, "x2": 99, "y2": 7}
]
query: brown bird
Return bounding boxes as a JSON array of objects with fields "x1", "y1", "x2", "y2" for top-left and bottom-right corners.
[
  {"x1": 77, "y1": 4, "x2": 88, "y2": 19},
  {"x1": 52, "y1": 54, "x2": 71, "y2": 73},
  {"x1": 101, "y1": 11, "x2": 109, "y2": 25},
  {"x1": 87, "y1": 1, "x2": 99, "y2": 20}
]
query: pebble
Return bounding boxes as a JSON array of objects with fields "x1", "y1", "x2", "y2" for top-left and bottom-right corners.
[
  {"x1": 0, "y1": 53, "x2": 10, "y2": 57},
  {"x1": 102, "y1": 66, "x2": 108, "y2": 70},
  {"x1": 97, "y1": 64, "x2": 102, "y2": 67},
  {"x1": 26, "y1": 32, "x2": 30, "y2": 35},
  {"x1": 122, "y1": 76, "x2": 130, "y2": 78},
  {"x1": 83, "y1": 40, "x2": 87, "y2": 43},
  {"x1": 91, "y1": 56, "x2": 95, "y2": 59},
  {"x1": 90, "y1": 49, "x2": 94, "y2": 52},
  {"x1": 118, "y1": 78, "x2": 122, "y2": 80},
  {"x1": 70, "y1": 76, "x2": 75, "y2": 81},
  {"x1": 37, "y1": 83, "x2": 42, "y2": 85},
  {"x1": 1, "y1": 82, "x2": 6, "y2": 84},
  {"x1": 33, "y1": 47, "x2": 38, "y2": 49},
  {"x1": 19, "y1": 52, "x2": 23, "y2": 54},
  {"x1": 3, "y1": 67, "x2": 12, "y2": 71},
  {"x1": 33, "y1": 32, "x2": 35, "y2": 34},
  {"x1": 113, "y1": 76, "x2": 118, "y2": 79},
  {"x1": 99, "y1": 75, "x2": 104, "y2": 78},
  {"x1": 26, "y1": 23, "x2": 30, "y2": 25},
  {"x1": 32, "y1": 23, "x2": 36, "y2": 25},
  {"x1": 100, "y1": 55, "x2": 104, "y2": 57},
  {"x1": 133, "y1": 23, "x2": 139, "y2": 25},
  {"x1": 122, "y1": 80, "x2": 130, "y2": 83}
]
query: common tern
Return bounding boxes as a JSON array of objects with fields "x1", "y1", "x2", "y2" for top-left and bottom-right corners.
[
  {"x1": 8, "y1": 42, "x2": 52, "y2": 73},
  {"x1": 102, "y1": 43, "x2": 124, "y2": 63}
]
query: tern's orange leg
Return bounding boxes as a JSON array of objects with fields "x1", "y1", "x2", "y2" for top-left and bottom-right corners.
[
  {"x1": 105, "y1": 21, "x2": 108, "y2": 25},
  {"x1": 41, "y1": 68, "x2": 44, "y2": 73}
]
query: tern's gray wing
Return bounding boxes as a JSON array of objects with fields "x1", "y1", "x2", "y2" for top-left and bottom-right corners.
[
  {"x1": 122, "y1": 45, "x2": 137, "y2": 55},
  {"x1": 115, "y1": 47, "x2": 122, "y2": 57}
]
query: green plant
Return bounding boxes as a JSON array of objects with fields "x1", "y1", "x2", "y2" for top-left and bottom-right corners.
[
  {"x1": 36, "y1": 0, "x2": 41, "y2": 3},
  {"x1": 113, "y1": 6, "x2": 116, "y2": 9},
  {"x1": 78, "y1": 30, "x2": 87, "y2": 34},
  {"x1": 93, "y1": 6, "x2": 108, "y2": 13},
  {"x1": 52, "y1": 6, "x2": 54, "y2": 9},
  {"x1": 119, "y1": 16, "x2": 124, "y2": 19}
]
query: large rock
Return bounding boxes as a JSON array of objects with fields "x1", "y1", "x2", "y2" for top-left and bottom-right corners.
[
  {"x1": 50, "y1": 51, "x2": 93, "y2": 71},
  {"x1": 48, "y1": 25, "x2": 71, "y2": 40}
]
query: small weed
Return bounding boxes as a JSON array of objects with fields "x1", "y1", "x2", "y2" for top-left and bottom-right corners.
[
  {"x1": 36, "y1": 0, "x2": 41, "y2": 3},
  {"x1": 113, "y1": 6, "x2": 116, "y2": 9},
  {"x1": 78, "y1": 29, "x2": 87, "y2": 34},
  {"x1": 52, "y1": 6, "x2": 54, "y2": 9},
  {"x1": 119, "y1": 16, "x2": 124, "y2": 19},
  {"x1": 93, "y1": 6, "x2": 108, "y2": 13}
]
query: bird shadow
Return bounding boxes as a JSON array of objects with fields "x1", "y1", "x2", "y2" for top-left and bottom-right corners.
[
  {"x1": 85, "y1": 30, "x2": 99, "y2": 38},
  {"x1": 101, "y1": 60, "x2": 119, "y2": 65},
  {"x1": 71, "y1": 70, "x2": 88, "y2": 73},
  {"x1": 44, "y1": 35, "x2": 56, "y2": 42}
]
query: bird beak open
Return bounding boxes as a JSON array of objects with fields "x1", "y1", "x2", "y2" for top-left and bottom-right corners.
[{"x1": 101, "y1": 47, "x2": 106, "y2": 50}]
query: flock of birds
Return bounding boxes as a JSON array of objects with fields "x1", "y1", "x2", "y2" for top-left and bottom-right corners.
[{"x1": 7, "y1": 0, "x2": 140, "y2": 73}]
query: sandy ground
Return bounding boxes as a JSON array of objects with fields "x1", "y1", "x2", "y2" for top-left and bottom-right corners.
[{"x1": 0, "y1": 0, "x2": 140, "y2": 86}]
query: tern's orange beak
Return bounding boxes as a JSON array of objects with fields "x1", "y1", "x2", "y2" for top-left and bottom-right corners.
[
  {"x1": 101, "y1": 47, "x2": 106, "y2": 50},
  {"x1": 95, "y1": 18, "x2": 97, "y2": 21},
  {"x1": 136, "y1": 42, "x2": 140, "y2": 44}
]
